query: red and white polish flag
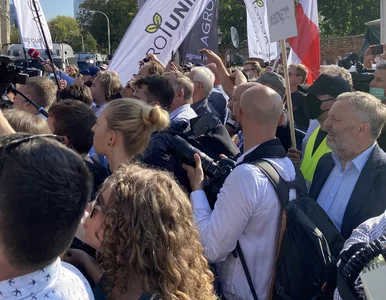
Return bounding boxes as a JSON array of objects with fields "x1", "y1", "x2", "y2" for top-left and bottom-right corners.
[{"x1": 288, "y1": 0, "x2": 320, "y2": 83}]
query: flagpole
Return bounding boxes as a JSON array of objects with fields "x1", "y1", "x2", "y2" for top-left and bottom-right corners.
[{"x1": 280, "y1": 39, "x2": 296, "y2": 149}]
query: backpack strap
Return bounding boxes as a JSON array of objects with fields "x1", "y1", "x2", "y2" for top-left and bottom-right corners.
[
  {"x1": 252, "y1": 159, "x2": 292, "y2": 207},
  {"x1": 236, "y1": 242, "x2": 259, "y2": 300}
]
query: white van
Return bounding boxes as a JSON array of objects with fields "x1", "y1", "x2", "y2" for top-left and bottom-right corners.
[{"x1": 2, "y1": 43, "x2": 77, "y2": 71}]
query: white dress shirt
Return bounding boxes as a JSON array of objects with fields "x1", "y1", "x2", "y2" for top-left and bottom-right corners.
[
  {"x1": 0, "y1": 258, "x2": 94, "y2": 299},
  {"x1": 317, "y1": 144, "x2": 375, "y2": 232},
  {"x1": 191, "y1": 144, "x2": 296, "y2": 300},
  {"x1": 169, "y1": 104, "x2": 197, "y2": 124}
]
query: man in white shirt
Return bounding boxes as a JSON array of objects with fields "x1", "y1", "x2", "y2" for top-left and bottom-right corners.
[
  {"x1": 0, "y1": 133, "x2": 94, "y2": 299},
  {"x1": 184, "y1": 84, "x2": 296, "y2": 300}
]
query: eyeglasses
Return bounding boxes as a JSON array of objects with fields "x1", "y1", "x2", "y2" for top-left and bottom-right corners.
[
  {"x1": 0, "y1": 134, "x2": 65, "y2": 176},
  {"x1": 89, "y1": 193, "x2": 103, "y2": 218}
]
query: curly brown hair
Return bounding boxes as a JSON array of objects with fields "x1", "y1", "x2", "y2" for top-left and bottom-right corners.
[{"x1": 99, "y1": 163, "x2": 217, "y2": 300}]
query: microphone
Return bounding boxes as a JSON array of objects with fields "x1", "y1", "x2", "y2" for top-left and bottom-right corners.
[{"x1": 27, "y1": 48, "x2": 45, "y2": 63}]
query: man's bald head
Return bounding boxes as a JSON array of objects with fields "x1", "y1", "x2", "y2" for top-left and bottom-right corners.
[
  {"x1": 239, "y1": 85, "x2": 283, "y2": 126},
  {"x1": 228, "y1": 82, "x2": 261, "y2": 119}
]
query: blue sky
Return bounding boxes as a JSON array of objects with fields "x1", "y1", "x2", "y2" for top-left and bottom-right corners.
[
  {"x1": 40, "y1": 0, "x2": 74, "y2": 20},
  {"x1": 11, "y1": 0, "x2": 74, "y2": 20}
]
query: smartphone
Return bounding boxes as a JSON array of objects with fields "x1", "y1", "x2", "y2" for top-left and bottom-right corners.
[
  {"x1": 372, "y1": 45, "x2": 383, "y2": 56},
  {"x1": 171, "y1": 51, "x2": 174, "y2": 63},
  {"x1": 201, "y1": 52, "x2": 204, "y2": 61}
]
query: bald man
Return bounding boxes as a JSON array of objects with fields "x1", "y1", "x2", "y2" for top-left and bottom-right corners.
[
  {"x1": 184, "y1": 84, "x2": 297, "y2": 300},
  {"x1": 227, "y1": 82, "x2": 291, "y2": 152}
]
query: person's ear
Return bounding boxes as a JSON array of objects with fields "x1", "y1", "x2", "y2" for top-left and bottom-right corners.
[
  {"x1": 108, "y1": 130, "x2": 117, "y2": 147},
  {"x1": 62, "y1": 136, "x2": 70, "y2": 147},
  {"x1": 237, "y1": 107, "x2": 243, "y2": 124},
  {"x1": 358, "y1": 123, "x2": 371, "y2": 136}
]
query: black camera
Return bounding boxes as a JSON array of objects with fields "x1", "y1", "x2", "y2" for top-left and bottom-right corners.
[
  {"x1": 168, "y1": 135, "x2": 236, "y2": 208},
  {"x1": 338, "y1": 52, "x2": 375, "y2": 92},
  {"x1": 0, "y1": 55, "x2": 29, "y2": 109}
]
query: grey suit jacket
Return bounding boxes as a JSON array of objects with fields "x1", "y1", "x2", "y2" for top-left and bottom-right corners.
[{"x1": 309, "y1": 145, "x2": 386, "y2": 239}]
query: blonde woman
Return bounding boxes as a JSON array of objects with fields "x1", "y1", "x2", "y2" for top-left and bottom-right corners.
[
  {"x1": 92, "y1": 98, "x2": 169, "y2": 172},
  {"x1": 65, "y1": 163, "x2": 217, "y2": 300},
  {"x1": 66, "y1": 64, "x2": 80, "y2": 78}
]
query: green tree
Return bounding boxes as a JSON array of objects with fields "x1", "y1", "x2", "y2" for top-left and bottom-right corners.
[
  {"x1": 318, "y1": 0, "x2": 380, "y2": 37},
  {"x1": 10, "y1": 26, "x2": 20, "y2": 44},
  {"x1": 78, "y1": 0, "x2": 137, "y2": 53},
  {"x1": 48, "y1": 15, "x2": 98, "y2": 52},
  {"x1": 219, "y1": 0, "x2": 247, "y2": 45}
]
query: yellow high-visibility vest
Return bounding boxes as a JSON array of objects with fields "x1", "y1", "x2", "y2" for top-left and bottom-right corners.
[{"x1": 300, "y1": 126, "x2": 332, "y2": 183}]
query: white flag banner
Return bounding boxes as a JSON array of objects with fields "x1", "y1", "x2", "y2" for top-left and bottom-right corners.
[
  {"x1": 245, "y1": 0, "x2": 278, "y2": 62},
  {"x1": 13, "y1": 0, "x2": 53, "y2": 50},
  {"x1": 108, "y1": 0, "x2": 211, "y2": 84}
]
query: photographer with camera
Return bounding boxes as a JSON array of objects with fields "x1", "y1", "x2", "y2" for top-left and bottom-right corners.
[{"x1": 183, "y1": 84, "x2": 296, "y2": 300}]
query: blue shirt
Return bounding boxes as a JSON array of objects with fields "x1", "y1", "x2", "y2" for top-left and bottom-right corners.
[
  {"x1": 57, "y1": 71, "x2": 75, "y2": 86},
  {"x1": 169, "y1": 104, "x2": 197, "y2": 124},
  {"x1": 317, "y1": 143, "x2": 376, "y2": 232}
]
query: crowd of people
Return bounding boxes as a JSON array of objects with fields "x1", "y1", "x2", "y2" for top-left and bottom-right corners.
[{"x1": 1, "y1": 44, "x2": 386, "y2": 300}]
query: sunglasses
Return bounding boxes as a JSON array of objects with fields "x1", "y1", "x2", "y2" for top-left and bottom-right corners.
[{"x1": 89, "y1": 193, "x2": 104, "y2": 218}]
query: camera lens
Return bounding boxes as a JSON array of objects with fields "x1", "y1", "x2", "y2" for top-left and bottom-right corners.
[{"x1": 168, "y1": 136, "x2": 219, "y2": 177}]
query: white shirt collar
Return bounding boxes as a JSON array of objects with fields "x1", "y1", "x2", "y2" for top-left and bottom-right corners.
[
  {"x1": 236, "y1": 144, "x2": 261, "y2": 164},
  {"x1": 169, "y1": 104, "x2": 192, "y2": 120}
]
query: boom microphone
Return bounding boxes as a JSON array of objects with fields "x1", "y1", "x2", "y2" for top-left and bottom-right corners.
[{"x1": 27, "y1": 48, "x2": 45, "y2": 63}]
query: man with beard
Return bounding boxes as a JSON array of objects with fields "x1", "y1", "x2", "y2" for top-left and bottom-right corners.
[
  {"x1": 288, "y1": 74, "x2": 352, "y2": 183},
  {"x1": 309, "y1": 92, "x2": 386, "y2": 239}
]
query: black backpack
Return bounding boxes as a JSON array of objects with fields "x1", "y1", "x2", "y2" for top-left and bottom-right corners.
[{"x1": 237, "y1": 159, "x2": 343, "y2": 300}]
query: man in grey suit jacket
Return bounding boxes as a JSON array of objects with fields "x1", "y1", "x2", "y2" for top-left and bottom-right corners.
[{"x1": 309, "y1": 91, "x2": 386, "y2": 239}]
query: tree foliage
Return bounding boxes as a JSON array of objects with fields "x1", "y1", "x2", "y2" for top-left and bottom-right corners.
[
  {"x1": 48, "y1": 15, "x2": 97, "y2": 52},
  {"x1": 10, "y1": 26, "x2": 20, "y2": 44},
  {"x1": 219, "y1": 0, "x2": 247, "y2": 45},
  {"x1": 318, "y1": 0, "x2": 380, "y2": 37},
  {"x1": 78, "y1": 0, "x2": 137, "y2": 53}
]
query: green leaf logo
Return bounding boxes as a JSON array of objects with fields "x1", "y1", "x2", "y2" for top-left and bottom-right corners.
[
  {"x1": 153, "y1": 13, "x2": 162, "y2": 26},
  {"x1": 145, "y1": 12, "x2": 163, "y2": 34},
  {"x1": 146, "y1": 24, "x2": 158, "y2": 33}
]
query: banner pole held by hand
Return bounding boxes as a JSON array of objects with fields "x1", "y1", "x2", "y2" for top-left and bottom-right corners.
[{"x1": 280, "y1": 39, "x2": 297, "y2": 149}]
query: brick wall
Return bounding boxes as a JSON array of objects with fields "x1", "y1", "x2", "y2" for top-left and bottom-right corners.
[{"x1": 320, "y1": 35, "x2": 364, "y2": 64}]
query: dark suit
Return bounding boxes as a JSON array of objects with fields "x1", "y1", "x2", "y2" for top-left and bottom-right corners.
[
  {"x1": 309, "y1": 145, "x2": 386, "y2": 239},
  {"x1": 191, "y1": 98, "x2": 222, "y2": 123}
]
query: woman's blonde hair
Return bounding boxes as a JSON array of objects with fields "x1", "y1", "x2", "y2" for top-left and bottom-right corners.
[
  {"x1": 67, "y1": 64, "x2": 79, "y2": 78},
  {"x1": 95, "y1": 70, "x2": 123, "y2": 102},
  {"x1": 3, "y1": 109, "x2": 51, "y2": 134},
  {"x1": 106, "y1": 98, "x2": 169, "y2": 157},
  {"x1": 99, "y1": 163, "x2": 216, "y2": 300}
]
